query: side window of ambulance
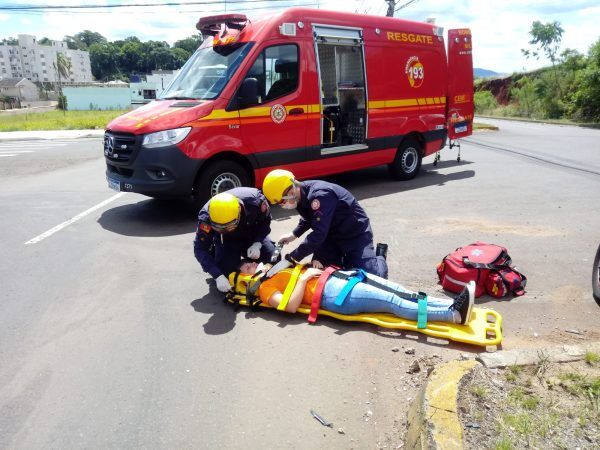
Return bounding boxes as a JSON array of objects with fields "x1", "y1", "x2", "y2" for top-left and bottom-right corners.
[{"x1": 242, "y1": 44, "x2": 298, "y2": 106}]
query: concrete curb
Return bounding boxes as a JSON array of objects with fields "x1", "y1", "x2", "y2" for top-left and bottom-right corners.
[
  {"x1": 406, "y1": 360, "x2": 479, "y2": 450},
  {"x1": 405, "y1": 341, "x2": 600, "y2": 449}
]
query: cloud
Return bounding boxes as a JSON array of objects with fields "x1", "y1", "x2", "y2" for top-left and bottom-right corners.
[{"x1": 1, "y1": 0, "x2": 598, "y2": 73}]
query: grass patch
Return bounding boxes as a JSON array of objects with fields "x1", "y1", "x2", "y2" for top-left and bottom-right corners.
[
  {"x1": 585, "y1": 351, "x2": 600, "y2": 365},
  {"x1": 473, "y1": 122, "x2": 499, "y2": 131},
  {"x1": 494, "y1": 436, "x2": 513, "y2": 450},
  {"x1": 469, "y1": 384, "x2": 487, "y2": 399},
  {"x1": 0, "y1": 109, "x2": 129, "y2": 131}
]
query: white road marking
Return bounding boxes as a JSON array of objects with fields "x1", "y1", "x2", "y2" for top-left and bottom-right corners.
[
  {"x1": 25, "y1": 193, "x2": 126, "y2": 245},
  {"x1": 0, "y1": 150, "x2": 34, "y2": 154},
  {"x1": 0, "y1": 154, "x2": 16, "y2": 157}
]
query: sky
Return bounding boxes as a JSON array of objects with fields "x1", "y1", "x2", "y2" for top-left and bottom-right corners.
[{"x1": 0, "y1": 0, "x2": 599, "y2": 73}]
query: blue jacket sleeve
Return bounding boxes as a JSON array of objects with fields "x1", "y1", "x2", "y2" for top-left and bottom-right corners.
[
  {"x1": 251, "y1": 196, "x2": 272, "y2": 242},
  {"x1": 193, "y1": 217, "x2": 222, "y2": 279},
  {"x1": 289, "y1": 191, "x2": 336, "y2": 261},
  {"x1": 292, "y1": 217, "x2": 311, "y2": 238}
]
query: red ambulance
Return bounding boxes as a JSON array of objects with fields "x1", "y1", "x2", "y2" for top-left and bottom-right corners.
[{"x1": 104, "y1": 7, "x2": 473, "y2": 205}]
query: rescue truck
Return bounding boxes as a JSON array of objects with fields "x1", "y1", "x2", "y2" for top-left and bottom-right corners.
[{"x1": 103, "y1": 7, "x2": 474, "y2": 205}]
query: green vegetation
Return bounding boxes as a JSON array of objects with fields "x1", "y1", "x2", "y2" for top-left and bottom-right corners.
[
  {"x1": 585, "y1": 351, "x2": 600, "y2": 365},
  {"x1": 476, "y1": 21, "x2": 600, "y2": 123},
  {"x1": 2, "y1": 30, "x2": 203, "y2": 82},
  {"x1": 0, "y1": 110, "x2": 129, "y2": 131}
]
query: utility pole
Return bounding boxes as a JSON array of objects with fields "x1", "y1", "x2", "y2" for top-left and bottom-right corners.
[{"x1": 385, "y1": 0, "x2": 395, "y2": 17}]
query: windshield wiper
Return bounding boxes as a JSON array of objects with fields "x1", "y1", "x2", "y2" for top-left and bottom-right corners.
[{"x1": 161, "y1": 96, "x2": 199, "y2": 100}]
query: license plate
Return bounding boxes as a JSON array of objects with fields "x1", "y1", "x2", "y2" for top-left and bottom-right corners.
[{"x1": 107, "y1": 177, "x2": 121, "y2": 191}]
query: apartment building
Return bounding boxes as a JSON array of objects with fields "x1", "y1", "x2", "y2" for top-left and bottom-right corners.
[{"x1": 0, "y1": 34, "x2": 92, "y2": 83}]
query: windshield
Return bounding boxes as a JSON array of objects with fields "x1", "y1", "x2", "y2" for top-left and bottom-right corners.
[{"x1": 160, "y1": 42, "x2": 253, "y2": 100}]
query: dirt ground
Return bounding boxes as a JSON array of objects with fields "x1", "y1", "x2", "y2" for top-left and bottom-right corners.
[{"x1": 458, "y1": 356, "x2": 600, "y2": 449}]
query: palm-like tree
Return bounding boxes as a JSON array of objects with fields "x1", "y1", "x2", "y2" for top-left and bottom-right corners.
[
  {"x1": 53, "y1": 52, "x2": 72, "y2": 111},
  {"x1": 53, "y1": 52, "x2": 72, "y2": 92}
]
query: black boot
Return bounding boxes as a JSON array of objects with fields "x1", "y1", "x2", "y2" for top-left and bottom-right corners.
[
  {"x1": 449, "y1": 281, "x2": 475, "y2": 324},
  {"x1": 376, "y1": 243, "x2": 388, "y2": 260}
]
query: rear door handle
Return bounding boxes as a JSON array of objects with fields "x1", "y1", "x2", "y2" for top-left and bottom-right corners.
[{"x1": 289, "y1": 107, "x2": 304, "y2": 115}]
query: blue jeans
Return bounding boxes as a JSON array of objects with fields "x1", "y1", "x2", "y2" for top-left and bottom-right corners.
[{"x1": 320, "y1": 272, "x2": 456, "y2": 323}]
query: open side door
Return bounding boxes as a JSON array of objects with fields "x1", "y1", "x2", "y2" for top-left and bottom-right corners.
[{"x1": 446, "y1": 29, "x2": 474, "y2": 139}]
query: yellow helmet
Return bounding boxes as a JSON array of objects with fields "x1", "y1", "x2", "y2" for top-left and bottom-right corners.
[
  {"x1": 208, "y1": 192, "x2": 240, "y2": 232},
  {"x1": 262, "y1": 169, "x2": 295, "y2": 204}
]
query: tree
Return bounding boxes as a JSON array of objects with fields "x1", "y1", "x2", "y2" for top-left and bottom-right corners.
[
  {"x1": 173, "y1": 34, "x2": 203, "y2": 54},
  {"x1": 38, "y1": 37, "x2": 52, "y2": 46},
  {"x1": 573, "y1": 38, "x2": 600, "y2": 122},
  {"x1": 74, "y1": 30, "x2": 107, "y2": 49},
  {"x1": 1, "y1": 37, "x2": 17, "y2": 45},
  {"x1": 89, "y1": 42, "x2": 120, "y2": 81},
  {"x1": 521, "y1": 21, "x2": 564, "y2": 96},
  {"x1": 510, "y1": 76, "x2": 538, "y2": 117},
  {"x1": 53, "y1": 52, "x2": 72, "y2": 111}
]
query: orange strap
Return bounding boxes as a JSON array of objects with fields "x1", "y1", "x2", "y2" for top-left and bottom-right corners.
[{"x1": 308, "y1": 266, "x2": 337, "y2": 324}]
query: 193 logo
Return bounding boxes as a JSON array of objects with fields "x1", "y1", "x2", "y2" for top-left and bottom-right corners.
[{"x1": 405, "y1": 56, "x2": 424, "y2": 88}]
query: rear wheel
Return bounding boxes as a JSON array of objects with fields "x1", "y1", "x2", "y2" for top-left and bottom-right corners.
[
  {"x1": 193, "y1": 160, "x2": 251, "y2": 209},
  {"x1": 593, "y1": 244, "x2": 600, "y2": 304},
  {"x1": 388, "y1": 138, "x2": 422, "y2": 180}
]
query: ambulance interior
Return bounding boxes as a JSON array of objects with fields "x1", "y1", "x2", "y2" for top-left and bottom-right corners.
[{"x1": 317, "y1": 41, "x2": 366, "y2": 147}]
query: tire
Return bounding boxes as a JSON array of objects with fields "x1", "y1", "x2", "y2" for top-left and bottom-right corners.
[
  {"x1": 193, "y1": 160, "x2": 251, "y2": 208},
  {"x1": 593, "y1": 244, "x2": 600, "y2": 304},
  {"x1": 388, "y1": 138, "x2": 422, "y2": 180}
]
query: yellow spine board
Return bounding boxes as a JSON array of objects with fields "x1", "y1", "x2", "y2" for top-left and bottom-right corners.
[{"x1": 229, "y1": 293, "x2": 502, "y2": 347}]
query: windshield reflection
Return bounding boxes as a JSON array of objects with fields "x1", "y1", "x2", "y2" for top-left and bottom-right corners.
[{"x1": 160, "y1": 42, "x2": 253, "y2": 100}]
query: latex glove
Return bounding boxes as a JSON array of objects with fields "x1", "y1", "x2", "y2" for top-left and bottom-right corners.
[
  {"x1": 247, "y1": 241, "x2": 262, "y2": 259},
  {"x1": 278, "y1": 232, "x2": 297, "y2": 245},
  {"x1": 216, "y1": 275, "x2": 231, "y2": 293},
  {"x1": 311, "y1": 259, "x2": 324, "y2": 269},
  {"x1": 266, "y1": 258, "x2": 291, "y2": 278}
]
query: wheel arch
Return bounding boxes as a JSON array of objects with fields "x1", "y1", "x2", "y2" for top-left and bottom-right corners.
[{"x1": 193, "y1": 151, "x2": 257, "y2": 192}]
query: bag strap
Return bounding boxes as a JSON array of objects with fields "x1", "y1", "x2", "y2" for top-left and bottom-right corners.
[
  {"x1": 277, "y1": 264, "x2": 304, "y2": 311},
  {"x1": 334, "y1": 269, "x2": 366, "y2": 306},
  {"x1": 497, "y1": 267, "x2": 527, "y2": 296},
  {"x1": 308, "y1": 266, "x2": 337, "y2": 324}
]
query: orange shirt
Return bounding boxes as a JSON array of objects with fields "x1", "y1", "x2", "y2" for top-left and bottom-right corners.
[{"x1": 258, "y1": 268, "x2": 319, "y2": 306}]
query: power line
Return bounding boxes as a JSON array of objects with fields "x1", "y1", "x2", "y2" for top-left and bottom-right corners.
[
  {"x1": 0, "y1": 0, "x2": 311, "y2": 11},
  {"x1": 7, "y1": 2, "x2": 319, "y2": 15}
]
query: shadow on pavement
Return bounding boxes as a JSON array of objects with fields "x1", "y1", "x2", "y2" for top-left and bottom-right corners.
[
  {"x1": 98, "y1": 198, "x2": 197, "y2": 237},
  {"x1": 97, "y1": 161, "x2": 474, "y2": 237}
]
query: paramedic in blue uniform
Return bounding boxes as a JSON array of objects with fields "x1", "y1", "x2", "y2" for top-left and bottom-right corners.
[
  {"x1": 194, "y1": 188, "x2": 275, "y2": 292},
  {"x1": 262, "y1": 169, "x2": 388, "y2": 279}
]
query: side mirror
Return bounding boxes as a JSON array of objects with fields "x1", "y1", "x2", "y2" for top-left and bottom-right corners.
[{"x1": 237, "y1": 77, "x2": 259, "y2": 108}]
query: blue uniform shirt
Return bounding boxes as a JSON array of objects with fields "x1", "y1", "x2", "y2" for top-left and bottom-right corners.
[
  {"x1": 289, "y1": 180, "x2": 372, "y2": 262},
  {"x1": 194, "y1": 187, "x2": 272, "y2": 278}
]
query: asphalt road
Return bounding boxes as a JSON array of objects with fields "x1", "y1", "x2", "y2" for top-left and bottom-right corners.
[{"x1": 1, "y1": 118, "x2": 599, "y2": 448}]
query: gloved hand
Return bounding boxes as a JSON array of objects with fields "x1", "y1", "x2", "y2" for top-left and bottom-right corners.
[
  {"x1": 278, "y1": 232, "x2": 297, "y2": 245},
  {"x1": 215, "y1": 275, "x2": 231, "y2": 293},
  {"x1": 247, "y1": 242, "x2": 262, "y2": 260},
  {"x1": 311, "y1": 259, "x2": 324, "y2": 269}
]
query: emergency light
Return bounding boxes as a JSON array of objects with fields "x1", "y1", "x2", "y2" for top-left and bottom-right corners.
[{"x1": 196, "y1": 13, "x2": 248, "y2": 38}]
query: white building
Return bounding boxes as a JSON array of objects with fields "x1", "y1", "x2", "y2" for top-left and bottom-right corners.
[{"x1": 0, "y1": 34, "x2": 92, "y2": 83}]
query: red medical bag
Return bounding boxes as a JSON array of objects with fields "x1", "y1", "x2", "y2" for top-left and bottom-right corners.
[{"x1": 436, "y1": 242, "x2": 526, "y2": 298}]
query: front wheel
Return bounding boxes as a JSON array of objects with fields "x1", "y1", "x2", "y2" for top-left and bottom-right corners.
[
  {"x1": 593, "y1": 244, "x2": 600, "y2": 304},
  {"x1": 193, "y1": 160, "x2": 251, "y2": 209},
  {"x1": 388, "y1": 138, "x2": 422, "y2": 180}
]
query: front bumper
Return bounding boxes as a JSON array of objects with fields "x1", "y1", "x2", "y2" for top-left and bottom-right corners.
[{"x1": 103, "y1": 131, "x2": 204, "y2": 197}]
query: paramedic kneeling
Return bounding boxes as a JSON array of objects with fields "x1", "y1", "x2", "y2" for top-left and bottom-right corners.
[
  {"x1": 262, "y1": 169, "x2": 388, "y2": 278},
  {"x1": 194, "y1": 188, "x2": 275, "y2": 293},
  {"x1": 236, "y1": 261, "x2": 475, "y2": 325}
]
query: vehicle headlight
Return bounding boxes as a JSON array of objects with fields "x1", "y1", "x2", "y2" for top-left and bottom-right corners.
[{"x1": 142, "y1": 127, "x2": 192, "y2": 148}]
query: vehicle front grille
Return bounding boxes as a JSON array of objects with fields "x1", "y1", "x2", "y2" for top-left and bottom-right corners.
[{"x1": 104, "y1": 131, "x2": 137, "y2": 162}]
